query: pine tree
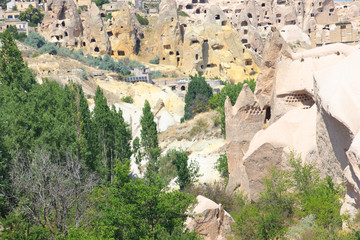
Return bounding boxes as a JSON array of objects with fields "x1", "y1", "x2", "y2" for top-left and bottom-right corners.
[{"x1": 0, "y1": 29, "x2": 35, "y2": 91}]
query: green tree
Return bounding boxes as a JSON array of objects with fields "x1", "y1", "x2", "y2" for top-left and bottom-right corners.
[
  {"x1": 92, "y1": 87, "x2": 131, "y2": 181},
  {"x1": 172, "y1": 150, "x2": 191, "y2": 190},
  {"x1": 0, "y1": 30, "x2": 36, "y2": 91},
  {"x1": 139, "y1": 100, "x2": 160, "y2": 179},
  {"x1": 184, "y1": 73, "x2": 213, "y2": 120},
  {"x1": 19, "y1": 5, "x2": 44, "y2": 27},
  {"x1": 88, "y1": 160, "x2": 197, "y2": 239}
]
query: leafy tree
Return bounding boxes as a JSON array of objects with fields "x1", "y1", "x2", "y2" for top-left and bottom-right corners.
[
  {"x1": 88, "y1": 160, "x2": 197, "y2": 239},
  {"x1": 184, "y1": 72, "x2": 213, "y2": 120},
  {"x1": 0, "y1": 30, "x2": 36, "y2": 91},
  {"x1": 172, "y1": 150, "x2": 191, "y2": 190},
  {"x1": 209, "y1": 78, "x2": 256, "y2": 135},
  {"x1": 92, "y1": 87, "x2": 131, "y2": 181},
  {"x1": 19, "y1": 5, "x2": 44, "y2": 27}
]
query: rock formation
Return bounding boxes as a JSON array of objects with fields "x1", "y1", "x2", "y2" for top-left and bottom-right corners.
[
  {"x1": 225, "y1": 30, "x2": 360, "y2": 223},
  {"x1": 185, "y1": 195, "x2": 234, "y2": 240},
  {"x1": 81, "y1": 2, "x2": 110, "y2": 56},
  {"x1": 177, "y1": 0, "x2": 338, "y2": 55},
  {"x1": 225, "y1": 84, "x2": 264, "y2": 194},
  {"x1": 106, "y1": 3, "x2": 143, "y2": 60},
  {"x1": 40, "y1": 0, "x2": 83, "y2": 48}
]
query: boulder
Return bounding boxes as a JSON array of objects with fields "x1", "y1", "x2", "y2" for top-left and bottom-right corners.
[{"x1": 185, "y1": 195, "x2": 234, "y2": 240}]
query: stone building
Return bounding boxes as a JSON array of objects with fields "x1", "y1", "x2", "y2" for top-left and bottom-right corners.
[
  {"x1": 0, "y1": 19, "x2": 29, "y2": 35},
  {"x1": 310, "y1": 22, "x2": 359, "y2": 47}
]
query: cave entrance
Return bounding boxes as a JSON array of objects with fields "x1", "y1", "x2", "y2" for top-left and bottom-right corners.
[{"x1": 264, "y1": 106, "x2": 271, "y2": 123}]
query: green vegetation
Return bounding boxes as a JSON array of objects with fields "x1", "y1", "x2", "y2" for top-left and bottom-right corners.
[
  {"x1": 209, "y1": 78, "x2": 256, "y2": 135},
  {"x1": 231, "y1": 152, "x2": 347, "y2": 239},
  {"x1": 94, "y1": 0, "x2": 109, "y2": 8},
  {"x1": 151, "y1": 70, "x2": 163, "y2": 79},
  {"x1": 23, "y1": 32, "x2": 145, "y2": 76},
  {"x1": 184, "y1": 73, "x2": 213, "y2": 120},
  {"x1": 0, "y1": 25, "x2": 27, "y2": 42},
  {"x1": 159, "y1": 149, "x2": 200, "y2": 189},
  {"x1": 19, "y1": 5, "x2": 44, "y2": 27},
  {"x1": 136, "y1": 14, "x2": 149, "y2": 25},
  {"x1": 0, "y1": 29, "x2": 200, "y2": 239},
  {"x1": 121, "y1": 96, "x2": 134, "y2": 103},
  {"x1": 214, "y1": 153, "x2": 229, "y2": 178},
  {"x1": 178, "y1": 9, "x2": 190, "y2": 17},
  {"x1": 149, "y1": 55, "x2": 160, "y2": 64}
]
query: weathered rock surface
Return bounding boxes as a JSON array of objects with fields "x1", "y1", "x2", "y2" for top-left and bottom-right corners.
[
  {"x1": 40, "y1": 0, "x2": 83, "y2": 48},
  {"x1": 225, "y1": 31, "x2": 360, "y2": 224},
  {"x1": 225, "y1": 84, "x2": 264, "y2": 194},
  {"x1": 81, "y1": 2, "x2": 110, "y2": 56},
  {"x1": 185, "y1": 195, "x2": 234, "y2": 240}
]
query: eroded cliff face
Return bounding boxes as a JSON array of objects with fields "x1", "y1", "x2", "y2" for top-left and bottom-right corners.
[
  {"x1": 225, "y1": 30, "x2": 360, "y2": 223},
  {"x1": 40, "y1": 0, "x2": 259, "y2": 83}
]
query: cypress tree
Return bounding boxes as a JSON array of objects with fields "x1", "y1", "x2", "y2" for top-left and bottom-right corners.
[
  {"x1": 0, "y1": 29, "x2": 35, "y2": 91},
  {"x1": 140, "y1": 100, "x2": 160, "y2": 178}
]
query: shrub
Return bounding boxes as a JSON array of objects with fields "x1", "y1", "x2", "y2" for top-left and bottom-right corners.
[
  {"x1": 82, "y1": 70, "x2": 88, "y2": 80},
  {"x1": 214, "y1": 153, "x2": 229, "y2": 178},
  {"x1": 39, "y1": 42, "x2": 59, "y2": 55},
  {"x1": 149, "y1": 56, "x2": 160, "y2": 64},
  {"x1": 136, "y1": 14, "x2": 149, "y2": 25},
  {"x1": 121, "y1": 96, "x2": 133, "y2": 103},
  {"x1": 178, "y1": 9, "x2": 190, "y2": 17},
  {"x1": 151, "y1": 70, "x2": 163, "y2": 79},
  {"x1": 24, "y1": 31, "x2": 46, "y2": 48}
]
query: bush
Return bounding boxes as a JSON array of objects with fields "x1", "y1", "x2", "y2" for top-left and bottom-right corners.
[
  {"x1": 136, "y1": 14, "x2": 149, "y2": 25},
  {"x1": 39, "y1": 42, "x2": 59, "y2": 55},
  {"x1": 231, "y1": 152, "x2": 345, "y2": 240},
  {"x1": 151, "y1": 70, "x2": 163, "y2": 79},
  {"x1": 214, "y1": 153, "x2": 229, "y2": 178},
  {"x1": 24, "y1": 31, "x2": 46, "y2": 48},
  {"x1": 121, "y1": 96, "x2": 133, "y2": 103},
  {"x1": 149, "y1": 56, "x2": 160, "y2": 64},
  {"x1": 82, "y1": 70, "x2": 88, "y2": 80}
]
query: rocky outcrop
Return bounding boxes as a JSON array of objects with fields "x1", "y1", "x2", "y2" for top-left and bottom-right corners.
[
  {"x1": 40, "y1": 0, "x2": 83, "y2": 48},
  {"x1": 155, "y1": 0, "x2": 183, "y2": 66},
  {"x1": 106, "y1": 3, "x2": 142, "y2": 60},
  {"x1": 225, "y1": 84, "x2": 264, "y2": 194},
  {"x1": 81, "y1": 2, "x2": 110, "y2": 56},
  {"x1": 225, "y1": 31, "x2": 360, "y2": 224},
  {"x1": 314, "y1": 50, "x2": 360, "y2": 222},
  {"x1": 185, "y1": 195, "x2": 234, "y2": 240}
]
